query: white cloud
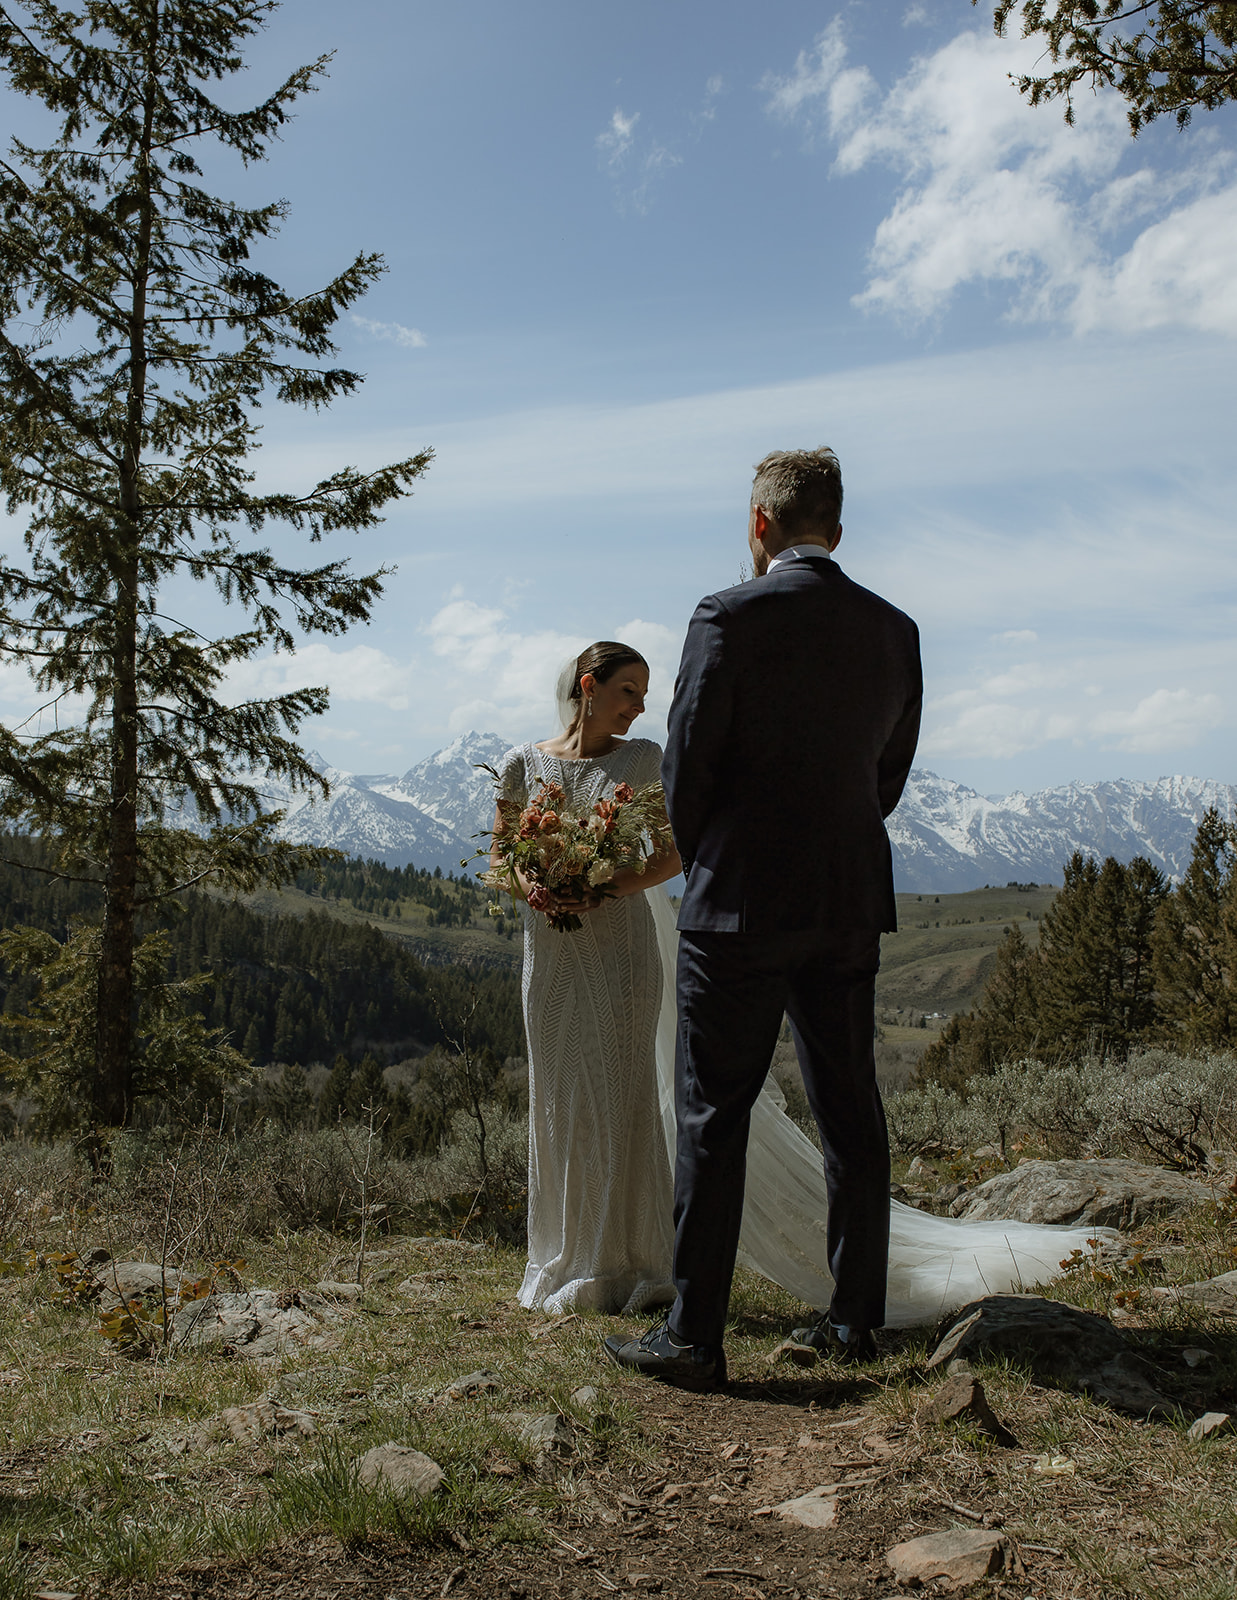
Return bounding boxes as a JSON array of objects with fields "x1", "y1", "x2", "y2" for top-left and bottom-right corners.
[
  {"x1": 597, "y1": 108, "x2": 640, "y2": 167},
  {"x1": 764, "y1": 24, "x2": 1237, "y2": 334},
  {"x1": 223, "y1": 641, "x2": 416, "y2": 713},
  {"x1": 923, "y1": 669, "x2": 1231, "y2": 761},
  {"x1": 760, "y1": 20, "x2": 875, "y2": 138},
  {"x1": 350, "y1": 314, "x2": 427, "y2": 350},
  {"x1": 1092, "y1": 687, "x2": 1225, "y2": 753},
  {"x1": 424, "y1": 601, "x2": 682, "y2": 744},
  {"x1": 596, "y1": 105, "x2": 682, "y2": 214},
  {"x1": 993, "y1": 628, "x2": 1038, "y2": 643}
]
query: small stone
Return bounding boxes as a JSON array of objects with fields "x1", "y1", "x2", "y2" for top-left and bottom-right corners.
[
  {"x1": 314, "y1": 1280, "x2": 364, "y2": 1301},
  {"x1": 917, "y1": 1374, "x2": 1020, "y2": 1448},
  {"x1": 1187, "y1": 1411, "x2": 1233, "y2": 1441},
  {"x1": 946, "y1": 1357, "x2": 974, "y2": 1377},
  {"x1": 886, "y1": 1529, "x2": 1023, "y2": 1587},
  {"x1": 906, "y1": 1155, "x2": 938, "y2": 1181},
  {"x1": 355, "y1": 1442, "x2": 445, "y2": 1497},
  {"x1": 437, "y1": 1368, "x2": 500, "y2": 1401},
  {"x1": 513, "y1": 1412, "x2": 574, "y2": 1455},
  {"x1": 217, "y1": 1398, "x2": 317, "y2": 1445},
  {"x1": 771, "y1": 1487, "x2": 839, "y2": 1528},
  {"x1": 571, "y1": 1385, "x2": 599, "y2": 1408},
  {"x1": 765, "y1": 1337, "x2": 817, "y2": 1367},
  {"x1": 1181, "y1": 1347, "x2": 1213, "y2": 1368}
]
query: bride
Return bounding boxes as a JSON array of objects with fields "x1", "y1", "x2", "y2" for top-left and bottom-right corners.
[{"x1": 493, "y1": 642, "x2": 1111, "y2": 1327}]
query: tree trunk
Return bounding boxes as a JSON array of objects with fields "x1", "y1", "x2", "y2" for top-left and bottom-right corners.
[{"x1": 92, "y1": 4, "x2": 159, "y2": 1130}]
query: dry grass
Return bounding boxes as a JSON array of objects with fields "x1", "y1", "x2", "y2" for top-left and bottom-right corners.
[{"x1": 0, "y1": 1140, "x2": 1235, "y2": 1599}]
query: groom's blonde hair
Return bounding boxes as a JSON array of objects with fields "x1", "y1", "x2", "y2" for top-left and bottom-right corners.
[{"x1": 751, "y1": 447, "x2": 843, "y2": 536}]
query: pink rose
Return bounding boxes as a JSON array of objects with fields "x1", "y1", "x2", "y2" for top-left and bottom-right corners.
[
  {"x1": 526, "y1": 884, "x2": 552, "y2": 912},
  {"x1": 539, "y1": 811, "x2": 561, "y2": 833},
  {"x1": 613, "y1": 782, "x2": 635, "y2": 804}
]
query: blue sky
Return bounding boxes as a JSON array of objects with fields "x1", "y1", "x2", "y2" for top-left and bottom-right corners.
[{"x1": 3, "y1": 0, "x2": 1235, "y2": 797}]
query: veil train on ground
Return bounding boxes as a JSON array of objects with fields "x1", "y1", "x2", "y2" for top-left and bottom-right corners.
[{"x1": 647, "y1": 887, "x2": 1113, "y2": 1328}]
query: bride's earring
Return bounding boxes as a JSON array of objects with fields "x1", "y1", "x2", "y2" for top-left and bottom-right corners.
[{"x1": 586, "y1": 697, "x2": 593, "y2": 718}]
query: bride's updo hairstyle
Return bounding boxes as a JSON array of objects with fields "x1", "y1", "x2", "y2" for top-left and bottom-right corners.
[
  {"x1": 557, "y1": 641, "x2": 648, "y2": 732},
  {"x1": 751, "y1": 445, "x2": 843, "y2": 537}
]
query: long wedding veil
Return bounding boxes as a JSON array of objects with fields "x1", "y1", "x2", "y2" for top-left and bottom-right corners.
[{"x1": 646, "y1": 886, "x2": 1115, "y2": 1328}]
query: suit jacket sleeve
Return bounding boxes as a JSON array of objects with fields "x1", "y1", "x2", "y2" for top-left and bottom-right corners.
[
  {"x1": 876, "y1": 621, "x2": 923, "y2": 819},
  {"x1": 661, "y1": 594, "x2": 734, "y2": 874}
]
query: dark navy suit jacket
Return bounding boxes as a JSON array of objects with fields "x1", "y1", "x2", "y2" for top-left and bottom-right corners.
[{"x1": 662, "y1": 556, "x2": 922, "y2": 935}]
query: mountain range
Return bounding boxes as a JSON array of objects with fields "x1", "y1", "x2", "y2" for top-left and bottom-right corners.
[{"x1": 210, "y1": 731, "x2": 1237, "y2": 894}]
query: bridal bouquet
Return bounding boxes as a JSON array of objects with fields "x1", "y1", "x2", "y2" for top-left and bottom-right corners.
[{"x1": 478, "y1": 772, "x2": 672, "y2": 932}]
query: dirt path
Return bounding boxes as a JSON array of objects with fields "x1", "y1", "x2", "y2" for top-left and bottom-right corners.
[{"x1": 123, "y1": 1359, "x2": 1210, "y2": 1600}]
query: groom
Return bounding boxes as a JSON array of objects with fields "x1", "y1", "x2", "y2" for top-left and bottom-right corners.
[{"x1": 606, "y1": 446, "x2": 921, "y2": 1388}]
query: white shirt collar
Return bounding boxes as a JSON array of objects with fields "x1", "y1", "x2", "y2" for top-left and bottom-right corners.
[{"x1": 767, "y1": 545, "x2": 832, "y2": 570}]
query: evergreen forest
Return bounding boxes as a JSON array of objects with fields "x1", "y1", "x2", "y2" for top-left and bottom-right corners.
[{"x1": 0, "y1": 835, "x2": 524, "y2": 1153}]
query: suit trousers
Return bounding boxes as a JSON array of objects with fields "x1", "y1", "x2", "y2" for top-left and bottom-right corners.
[{"x1": 668, "y1": 926, "x2": 889, "y2": 1348}]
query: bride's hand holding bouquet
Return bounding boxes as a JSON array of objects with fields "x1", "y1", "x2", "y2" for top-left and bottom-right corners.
[{"x1": 483, "y1": 774, "x2": 673, "y2": 932}]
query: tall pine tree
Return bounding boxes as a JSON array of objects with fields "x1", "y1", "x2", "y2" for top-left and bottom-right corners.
[
  {"x1": 1153, "y1": 808, "x2": 1237, "y2": 1048},
  {"x1": 0, "y1": 0, "x2": 431, "y2": 1128}
]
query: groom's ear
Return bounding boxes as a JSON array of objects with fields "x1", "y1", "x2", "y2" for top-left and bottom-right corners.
[{"x1": 751, "y1": 505, "x2": 772, "y2": 542}]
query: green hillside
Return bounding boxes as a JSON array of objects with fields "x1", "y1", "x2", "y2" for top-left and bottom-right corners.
[{"x1": 878, "y1": 881, "x2": 1056, "y2": 1017}]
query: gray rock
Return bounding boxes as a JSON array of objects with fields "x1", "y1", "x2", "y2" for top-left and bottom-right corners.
[
  {"x1": 92, "y1": 1261, "x2": 183, "y2": 1312},
  {"x1": 916, "y1": 1374, "x2": 1020, "y2": 1447},
  {"x1": 951, "y1": 1158, "x2": 1207, "y2": 1229},
  {"x1": 216, "y1": 1398, "x2": 317, "y2": 1445},
  {"x1": 771, "y1": 1488, "x2": 839, "y2": 1529},
  {"x1": 513, "y1": 1412, "x2": 573, "y2": 1456},
  {"x1": 1171, "y1": 1269, "x2": 1237, "y2": 1316},
  {"x1": 437, "y1": 1368, "x2": 501, "y2": 1401},
  {"x1": 1187, "y1": 1411, "x2": 1233, "y2": 1440},
  {"x1": 171, "y1": 1290, "x2": 340, "y2": 1361},
  {"x1": 314, "y1": 1280, "x2": 364, "y2": 1301},
  {"x1": 928, "y1": 1294, "x2": 1176, "y2": 1417},
  {"x1": 355, "y1": 1442, "x2": 445, "y2": 1498},
  {"x1": 886, "y1": 1529, "x2": 1023, "y2": 1587},
  {"x1": 570, "y1": 1385, "x2": 599, "y2": 1408}
]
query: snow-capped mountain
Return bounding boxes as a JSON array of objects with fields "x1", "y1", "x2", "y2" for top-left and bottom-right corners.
[
  {"x1": 169, "y1": 733, "x2": 1237, "y2": 892},
  {"x1": 888, "y1": 771, "x2": 1237, "y2": 892},
  {"x1": 368, "y1": 731, "x2": 511, "y2": 843}
]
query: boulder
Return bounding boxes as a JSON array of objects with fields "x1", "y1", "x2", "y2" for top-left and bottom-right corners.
[
  {"x1": 951, "y1": 1158, "x2": 1207, "y2": 1229},
  {"x1": 928, "y1": 1294, "x2": 1176, "y2": 1417},
  {"x1": 171, "y1": 1289, "x2": 340, "y2": 1361},
  {"x1": 886, "y1": 1529, "x2": 1022, "y2": 1587},
  {"x1": 355, "y1": 1442, "x2": 445, "y2": 1498}
]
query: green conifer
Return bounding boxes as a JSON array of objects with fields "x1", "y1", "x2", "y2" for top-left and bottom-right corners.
[{"x1": 0, "y1": 1, "x2": 431, "y2": 1128}]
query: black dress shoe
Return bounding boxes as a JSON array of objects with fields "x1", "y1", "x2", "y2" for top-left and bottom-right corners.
[
  {"x1": 788, "y1": 1316, "x2": 878, "y2": 1366},
  {"x1": 604, "y1": 1316, "x2": 727, "y2": 1390}
]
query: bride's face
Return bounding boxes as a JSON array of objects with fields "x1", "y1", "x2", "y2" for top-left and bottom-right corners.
[{"x1": 583, "y1": 664, "x2": 649, "y2": 736}]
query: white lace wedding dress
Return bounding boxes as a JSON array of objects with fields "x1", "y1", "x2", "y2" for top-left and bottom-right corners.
[
  {"x1": 503, "y1": 738, "x2": 1112, "y2": 1326},
  {"x1": 502, "y1": 739, "x2": 676, "y2": 1316}
]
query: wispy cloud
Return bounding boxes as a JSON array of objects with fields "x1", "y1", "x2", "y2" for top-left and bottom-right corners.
[
  {"x1": 350, "y1": 314, "x2": 427, "y2": 350},
  {"x1": 762, "y1": 23, "x2": 1237, "y2": 334},
  {"x1": 425, "y1": 600, "x2": 681, "y2": 743},
  {"x1": 596, "y1": 105, "x2": 682, "y2": 214},
  {"x1": 597, "y1": 108, "x2": 640, "y2": 167}
]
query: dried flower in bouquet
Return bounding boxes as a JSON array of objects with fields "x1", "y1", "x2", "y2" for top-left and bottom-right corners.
[{"x1": 472, "y1": 767, "x2": 673, "y2": 932}]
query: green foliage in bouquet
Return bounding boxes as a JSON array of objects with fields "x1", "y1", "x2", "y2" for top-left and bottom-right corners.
[{"x1": 477, "y1": 772, "x2": 673, "y2": 932}]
